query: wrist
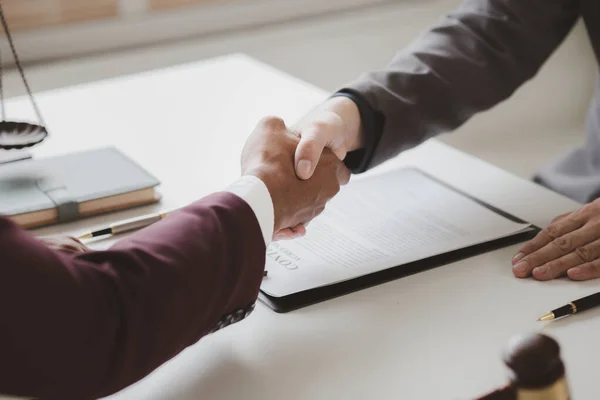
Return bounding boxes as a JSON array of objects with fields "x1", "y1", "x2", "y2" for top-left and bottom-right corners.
[
  {"x1": 244, "y1": 166, "x2": 287, "y2": 233},
  {"x1": 325, "y1": 96, "x2": 364, "y2": 151}
]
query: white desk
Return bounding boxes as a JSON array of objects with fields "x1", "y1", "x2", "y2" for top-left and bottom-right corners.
[{"x1": 6, "y1": 54, "x2": 599, "y2": 399}]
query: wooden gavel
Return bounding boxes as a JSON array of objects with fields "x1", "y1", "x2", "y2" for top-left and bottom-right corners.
[{"x1": 476, "y1": 333, "x2": 570, "y2": 400}]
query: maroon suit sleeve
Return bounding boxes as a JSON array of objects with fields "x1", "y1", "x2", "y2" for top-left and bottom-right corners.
[{"x1": 0, "y1": 192, "x2": 266, "y2": 400}]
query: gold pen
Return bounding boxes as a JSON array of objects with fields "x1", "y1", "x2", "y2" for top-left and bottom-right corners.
[
  {"x1": 538, "y1": 291, "x2": 600, "y2": 321},
  {"x1": 78, "y1": 211, "x2": 170, "y2": 239}
]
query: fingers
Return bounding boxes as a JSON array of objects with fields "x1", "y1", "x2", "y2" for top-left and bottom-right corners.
[
  {"x1": 513, "y1": 215, "x2": 585, "y2": 265},
  {"x1": 273, "y1": 225, "x2": 306, "y2": 241},
  {"x1": 62, "y1": 237, "x2": 89, "y2": 253},
  {"x1": 294, "y1": 127, "x2": 328, "y2": 180},
  {"x1": 567, "y1": 259, "x2": 600, "y2": 281},
  {"x1": 531, "y1": 238, "x2": 600, "y2": 280},
  {"x1": 41, "y1": 236, "x2": 90, "y2": 254},
  {"x1": 257, "y1": 115, "x2": 286, "y2": 133},
  {"x1": 512, "y1": 225, "x2": 598, "y2": 278},
  {"x1": 274, "y1": 229, "x2": 296, "y2": 241},
  {"x1": 292, "y1": 225, "x2": 307, "y2": 236},
  {"x1": 276, "y1": 156, "x2": 343, "y2": 235},
  {"x1": 551, "y1": 211, "x2": 572, "y2": 224}
]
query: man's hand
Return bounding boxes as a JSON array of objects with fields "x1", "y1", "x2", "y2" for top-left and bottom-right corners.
[
  {"x1": 40, "y1": 236, "x2": 90, "y2": 254},
  {"x1": 293, "y1": 96, "x2": 363, "y2": 180},
  {"x1": 512, "y1": 199, "x2": 600, "y2": 281},
  {"x1": 242, "y1": 116, "x2": 351, "y2": 239}
]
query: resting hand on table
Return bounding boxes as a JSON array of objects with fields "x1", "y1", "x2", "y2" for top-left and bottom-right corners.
[
  {"x1": 513, "y1": 199, "x2": 600, "y2": 281},
  {"x1": 242, "y1": 116, "x2": 351, "y2": 240}
]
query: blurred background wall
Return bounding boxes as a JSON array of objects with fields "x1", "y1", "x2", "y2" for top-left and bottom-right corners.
[{"x1": 0, "y1": 0, "x2": 391, "y2": 63}]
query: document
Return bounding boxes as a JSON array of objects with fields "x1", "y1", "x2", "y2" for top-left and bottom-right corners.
[{"x1": 260, "y1": 168, "x2": 532, "y2": 298}]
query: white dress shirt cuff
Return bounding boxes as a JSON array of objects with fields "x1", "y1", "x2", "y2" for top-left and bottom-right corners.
[{"x1": 225, "y1": 175, "x2": 274, "y2": 246}]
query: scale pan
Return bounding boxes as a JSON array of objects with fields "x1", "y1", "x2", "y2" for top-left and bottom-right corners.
[{"x1": 0, "y1": 121, "x2": 48, "y2": 150}]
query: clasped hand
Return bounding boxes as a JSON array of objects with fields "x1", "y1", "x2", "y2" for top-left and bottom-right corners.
[{"x1": 241, "y1": 116, "x2": 350, "y2": 240}]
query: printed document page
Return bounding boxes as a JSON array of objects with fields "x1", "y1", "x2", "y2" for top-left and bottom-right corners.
[{"x1": 261, "y1": 169, "x2": 532, "y2": 298}]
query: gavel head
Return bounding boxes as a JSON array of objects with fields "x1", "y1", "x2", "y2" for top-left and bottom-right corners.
[
  {"x1": 503, "y1": 333, "x2": 566, "y2": 391},
  {"x1": 475, "y1": 333, "x2": 568, "y2": 400}
]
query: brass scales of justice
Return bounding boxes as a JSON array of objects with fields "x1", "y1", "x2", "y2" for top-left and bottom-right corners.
[{"x1": 0, "y1": 0, "x2": 49, "y2": 151}]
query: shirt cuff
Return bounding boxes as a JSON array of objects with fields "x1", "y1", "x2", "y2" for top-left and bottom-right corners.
[{"x1": 225, "y1": 175, "x2": 274, "y2": 246}]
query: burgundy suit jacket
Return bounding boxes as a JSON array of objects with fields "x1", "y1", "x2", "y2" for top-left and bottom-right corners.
[{"x1": 0, "y1": 192, "x2": 266, "y2": 399}]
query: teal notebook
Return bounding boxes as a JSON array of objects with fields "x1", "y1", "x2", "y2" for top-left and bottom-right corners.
[{"x1": 0, "y1": 147, "x2": 160, "y2": 228}]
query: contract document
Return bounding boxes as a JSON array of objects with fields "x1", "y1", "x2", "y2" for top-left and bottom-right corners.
[{"x1": 260, "y1": 168, "x2": 536, "y2": 311}]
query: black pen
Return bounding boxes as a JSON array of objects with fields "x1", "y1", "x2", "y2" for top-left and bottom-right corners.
[{"x1": 538, "y1": 291, "x2": 600, "y2": 321}]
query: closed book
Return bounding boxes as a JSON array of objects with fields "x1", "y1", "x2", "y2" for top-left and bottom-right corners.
[{"x1": 0, "y1": 147, "x2": 160, "y2": 228}]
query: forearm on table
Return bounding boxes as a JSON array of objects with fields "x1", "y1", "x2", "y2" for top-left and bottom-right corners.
[{"x1": 0, "y1": 191, "x2": 267, "y2": 399}]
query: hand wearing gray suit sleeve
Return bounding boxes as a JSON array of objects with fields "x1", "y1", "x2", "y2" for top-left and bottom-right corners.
[
  {"x1": 344, "y1": 0, "x2": 580, "y2": 170},
  {"x1": 292, "y1": 1, "x2": 600, "y2": 282}
]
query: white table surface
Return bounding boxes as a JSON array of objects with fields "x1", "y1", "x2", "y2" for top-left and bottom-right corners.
[{"x1": 4, "y1": 54, "x2": 599, "y2": 399}]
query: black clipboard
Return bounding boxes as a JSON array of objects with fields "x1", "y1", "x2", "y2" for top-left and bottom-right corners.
[{"x1": 259, "y1": 168, "x2": 540, "y2": 313}]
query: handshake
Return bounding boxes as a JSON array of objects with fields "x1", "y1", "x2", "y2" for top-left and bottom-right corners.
[
  {"x1": 242, "y1": 97, "x2": 363, "y2": 240},
  {"x1": 241, "y1": 115, "x2": 352, "y2": 240}
]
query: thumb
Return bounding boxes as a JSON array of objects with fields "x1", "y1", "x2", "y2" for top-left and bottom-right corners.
[{"x1": 294, "y1": 130, "x2": 327, "y2": 180}]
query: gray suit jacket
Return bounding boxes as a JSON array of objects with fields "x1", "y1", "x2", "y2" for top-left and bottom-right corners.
[{"x1": 344, "y1": 0, "x2": 600, "y2": 203}]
